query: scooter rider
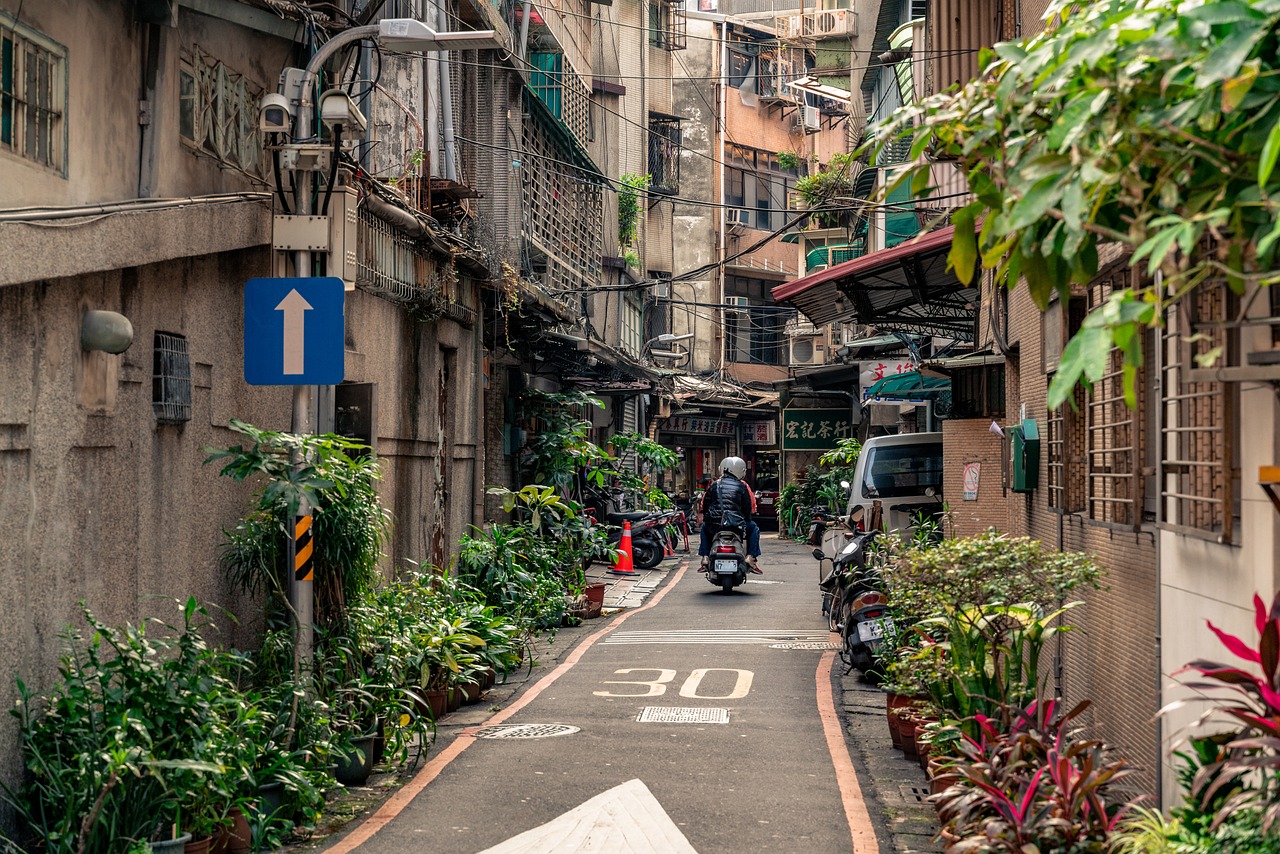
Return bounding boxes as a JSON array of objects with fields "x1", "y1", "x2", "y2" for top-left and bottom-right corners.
[{"x1": 698, "y1": 456, "x2": 763, "y2": 573}]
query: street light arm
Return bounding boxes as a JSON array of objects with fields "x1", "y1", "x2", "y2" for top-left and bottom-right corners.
[{"x1": 296, "y1": 24, "x2": 381, "y2": 139}]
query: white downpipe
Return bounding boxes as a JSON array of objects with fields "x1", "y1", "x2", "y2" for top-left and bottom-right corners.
[{"x1": 437, "y1": 0, "x2": 459, "y2": 181}]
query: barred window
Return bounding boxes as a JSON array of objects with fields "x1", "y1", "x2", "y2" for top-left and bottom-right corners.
[
  {"x1": 648, "y1": 115, "x2": 681, "y2": 196},
  {"x1": 649, "y1": 0, "x2": 687, "y2": 50},
  {"x1": 153, "y1": 332, "x2": 192, "y2": 424},
  {"x1": 179, "y1": 47, "x2": 263, "y2": 176},
  {"x1": 1, "y1": 14, "x2": 66, "y2": 172},
  {"x1": 1085, "y1": 270, "x2": 1143, "y2": 528},
  {"x1": 1159, "y1": 281, "x2": 1239, "y2": 543},
  {"x1": 1046, "y1": 380, "x2": 1086, "y2": 514}
]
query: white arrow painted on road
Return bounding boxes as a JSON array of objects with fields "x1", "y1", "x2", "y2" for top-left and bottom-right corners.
[
  {"x1": 275, "y1": 289, "x2": 313, "y2": 375},
  {"x1": 477, "y1": 779, "x2": 697, "y2": 853}
]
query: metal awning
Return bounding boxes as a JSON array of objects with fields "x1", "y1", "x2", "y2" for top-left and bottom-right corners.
[
  {"x1": 864, "y1": 371, "x2": 950, "y2": 401},
  {"x1": 770, "y1": 225, "x2": 979, "y2": 340},
  {"x1": 920, "y1": 352, "x2": 1005, "y2": 378},
  {"x1": 786, "y1": 76, "x2": 852, "y2": 104}
]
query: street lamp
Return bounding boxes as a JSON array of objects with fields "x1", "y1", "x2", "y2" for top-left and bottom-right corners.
[
  {"x1": 269, "y1": 18, "x2": 499, "y2": 661},
  {"x1": 645, "y1": 333, "x2": 694, "y2": 363}
]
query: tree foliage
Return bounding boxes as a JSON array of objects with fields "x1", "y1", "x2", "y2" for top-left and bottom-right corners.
[{"x1": 879, "y1": 0, "x2": 1280, "y2": 407}]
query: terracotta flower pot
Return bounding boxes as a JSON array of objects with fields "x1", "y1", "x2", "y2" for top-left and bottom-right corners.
[
  {"x1": 209, "y1": 809, "x2": 251, "y2": 854},
  {"x1": 584, "y1": 582, "x2": 607, "y2": 606},
  {"x1": 416, "y1": 687, "x2": 448, "y2": 721},
  {"x1": 184, "y1": 837, "x2": 212, "y2": 854},
  {"x1": 446, "y1": 685, "x2": 462, "y2": 713},
  {"x1": 898, "y1": 715, "x2": 920, "y2": 760}
]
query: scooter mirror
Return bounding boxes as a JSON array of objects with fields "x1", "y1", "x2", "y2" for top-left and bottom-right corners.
[{"x1": 811, "y1": 548, "x2": 825, "y2": 561}]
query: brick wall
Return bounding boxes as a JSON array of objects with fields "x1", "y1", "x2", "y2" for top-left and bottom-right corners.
[
  {"x1": 942, "y1": 419, "x2": 1011, "y2": 537},
  {"x1": 483, "y1": 358, "x2": 517, "y2": 520}
]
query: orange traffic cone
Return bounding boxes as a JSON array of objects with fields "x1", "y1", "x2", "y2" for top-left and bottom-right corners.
[{"x1": 609, "y1": 520, "x2": 635, "y2": 575}]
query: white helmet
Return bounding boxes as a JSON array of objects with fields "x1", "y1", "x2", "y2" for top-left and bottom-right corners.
[{"x1": 720, "y1": 456, "x2": 747, "y2": 479}]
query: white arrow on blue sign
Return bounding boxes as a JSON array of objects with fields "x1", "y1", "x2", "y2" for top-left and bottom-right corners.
[{"x1": 244, "y1": 277, "x2": 345, "y2": 386}]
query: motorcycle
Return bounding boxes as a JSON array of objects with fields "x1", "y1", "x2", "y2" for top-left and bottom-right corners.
[
  {"x1": 702, "y1": 511, "x2": 750, "y2": 594},
  {"x1": 582, "y1": 488, "x2": 666, "y2": 570},
  {"x1": 813, "y1": 528, "x2": 893, "y2": 673}
]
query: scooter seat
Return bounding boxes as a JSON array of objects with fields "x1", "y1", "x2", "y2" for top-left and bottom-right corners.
[{"x1": 607, "y1": 511, "x2": 652, "y2": 523}]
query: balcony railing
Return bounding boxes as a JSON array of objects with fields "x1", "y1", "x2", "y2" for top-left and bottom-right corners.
[
  {"x1": 648, "y1": 116, "x2": 681, "y2": 195},
  {"x1": 805, "y1": 241, "x2": 865, "y2": 272}
]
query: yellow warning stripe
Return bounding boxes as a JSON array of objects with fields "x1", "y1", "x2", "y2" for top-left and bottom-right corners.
[{"x1": 295, "y1": 514, "x2": 314, "y2": 581}]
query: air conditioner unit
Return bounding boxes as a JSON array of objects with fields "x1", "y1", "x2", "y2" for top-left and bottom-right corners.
[
  {"x1": 725, "y1": 296, "x2": 751, "y2": 309},
  {"x1": 803, "y1": 105, "x2": 821, "y2": 133},
  {"x1": 727, "y1": 209, "x2": 752, "y2": 227},
  {"x1": 654, "y1": 279, "x2": 671, "y2": 298},
  {"x1": 778, "y1": 9, "x2": 857, "y2": 40},
  {"x1": 789, "y1": 333, "x2": 828, "y2": 366}
]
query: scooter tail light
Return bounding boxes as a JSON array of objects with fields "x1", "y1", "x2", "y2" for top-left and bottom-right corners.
[{"x1": 715, "y1": 545, "x2": 736, "y2": 553}]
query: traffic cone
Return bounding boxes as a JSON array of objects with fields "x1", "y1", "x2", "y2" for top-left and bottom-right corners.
[
  {"x1": 661, "y1": 525, "x2": 674, "y2": 558},
  {"x1": 609, "y1": 520, "x2": 635, "y2": 575}
]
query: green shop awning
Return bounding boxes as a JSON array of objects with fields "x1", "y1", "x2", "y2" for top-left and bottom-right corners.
[{"x1": 864, "y1": 371, "x2": 949, "y2": 401}]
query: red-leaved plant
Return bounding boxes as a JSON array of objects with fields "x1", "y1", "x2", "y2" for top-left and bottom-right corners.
[
  {"x1": 932, "y1": 699, "x2": 1131, "y2": 852},
  {"x1": 1178, "y1": 591, "x2": 1280, "y2": 831}
]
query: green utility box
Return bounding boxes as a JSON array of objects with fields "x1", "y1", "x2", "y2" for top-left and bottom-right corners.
[{"x1": 1010, "y1": 419, "x2": 1040, "y2": 493}]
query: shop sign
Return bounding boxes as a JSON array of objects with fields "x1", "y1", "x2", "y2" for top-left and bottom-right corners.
[
  {"x1": 741, "y1": 420, "x2": 776, "y2": 445},
  {"x1": 781, "y1": 409, "x2": 853, "y2": 450},
  {"x1": 664, "y1": 415, "x2": 735, "y2": 436}
]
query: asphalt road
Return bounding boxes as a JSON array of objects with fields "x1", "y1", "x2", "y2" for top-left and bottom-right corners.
[{"x1": 340, "y1": 536, "x2": 871, "y2": 853}]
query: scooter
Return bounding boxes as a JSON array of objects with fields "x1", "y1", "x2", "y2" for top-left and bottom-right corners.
[
  {"x1": 813, "y1": 529, "x2": 893, "y2": 673},
  {"x1": 582, "y1": 489, "x2": 667, "y2": 569},
  {"x1": 702, "y1": 511, "x2": 750, "y2": 594}
]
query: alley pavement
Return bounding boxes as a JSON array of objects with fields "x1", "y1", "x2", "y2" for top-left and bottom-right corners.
[{"x1": 313, "y1": 535, "x2": 940, "y2": 853}]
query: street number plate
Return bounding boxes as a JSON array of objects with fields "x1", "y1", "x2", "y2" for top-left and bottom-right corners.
[
  {"x1": 714, "y1": 559, "x2": 738, "y2": 574},
  {"x1": 857, "y1": 617, "x2": 895, "y2": 643}
]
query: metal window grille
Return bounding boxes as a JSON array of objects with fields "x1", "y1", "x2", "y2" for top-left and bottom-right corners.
[
  {"x1": 153, "y1": 332, "x2": 192, "y2": 424},
  {"x1": 528, "y1": 52, "x2": 592, "y2": 155},
  {"x1": 1046, "y1": 380, "x2": 1086, "y2": 514},
  {"x1": 1085, "y1": 270, "x2": 1143, "y2": 529},
  {"x1": 180, "y1": 47, "x2": 263, "y2": 176},
  {"x1": 1159, "y1": 282, "x2": 1238, "y2": 542},
  {"x1": 1, "y1": 15, "x2": 65, "y2": 171},
  {"x1": 520, "y1": 93, "x2": 603, "y2": 299},
  {"x1": 648, "y1": 116, "x2": 681, "y2": 195},
  {"x1": 650, "y1": 0, "x2": 687, "y2": 50}
]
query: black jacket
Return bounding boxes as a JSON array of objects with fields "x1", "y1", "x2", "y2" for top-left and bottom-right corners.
[{"x1": 701, "y1": 475, "x2": 752, "y2": 525}]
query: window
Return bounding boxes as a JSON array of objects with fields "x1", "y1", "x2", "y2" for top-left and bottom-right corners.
[
  {"x1": 1046, "y1": 380, "x2": 1086, "y2": 514},
  {"x1": 620, "y1": 292, "x2": 643, "y2": 356},
  {"x1": 860, "y1": 443, "x2": 944, "y2": 499},
  {"x1": 648, "y1": 115, "x2": 681, "y2": 195},
  {"x1": 724, "y1": 144, "x2": 794, "y2": 232},
  {"x1": 1159, "y1": 281, "x2": 1240, "y2": 542},
  {"x1": 179, "y1": 47, "x2": 263, "y2": 176},
  {"x1": 1085, "y1": 270, "x2": 1143, "y2": 528},
  {"x1": 153, "y1": 332, "x2": 192, "y2": 424},
  {"x1": 1, "y1": 14, "x2": 66, "y2": 172},
  {"x1": 649, "y1": 0, "x2": 686, "y2": 50}
]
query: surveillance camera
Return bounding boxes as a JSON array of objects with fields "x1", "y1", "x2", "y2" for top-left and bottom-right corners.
[
  {"x1": 259, "y1": 93, "x2": 293, "y2": 133},
  {"x1": 319, "y1": 90, "x2": 367, "y2": 136}
]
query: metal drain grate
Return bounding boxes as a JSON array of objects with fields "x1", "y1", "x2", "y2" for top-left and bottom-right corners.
[
  {"x1": 899, "y1": 784, "x2": 931, "y2": 803},
  {"x1": 473, "y1": 724, "x2": 580, "y2": 739},
  {"x1": 637, "y1": 707, "x2": 730, "y2": 724},
  {"x1": 769, "y1": 642, "x2": 842, "y2": 650}
]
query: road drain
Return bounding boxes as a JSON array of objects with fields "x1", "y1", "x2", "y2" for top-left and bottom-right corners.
[
  {"x1": 769, "y1": 642, "x2": 842, "y2": 650},
  {"x1": 474, "y1": 724, "x2": 580, "y2": 739},
  {"x1": 637, "y1": 707, "x2": 730, "y2": 724}
]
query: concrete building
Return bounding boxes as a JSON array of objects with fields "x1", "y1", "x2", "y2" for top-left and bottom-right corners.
[{"x1": 0, "y1": 0, "x2": 495, "y2": 812}]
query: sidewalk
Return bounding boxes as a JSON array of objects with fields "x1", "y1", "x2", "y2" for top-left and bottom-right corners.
[{"x1": 584, "y1": 546, "x2": 689, "y2": 610}]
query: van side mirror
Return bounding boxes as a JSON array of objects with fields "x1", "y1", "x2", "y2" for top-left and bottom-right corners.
[{"x1": 811, "y1": 548, "x2": 826, "y2": 561}]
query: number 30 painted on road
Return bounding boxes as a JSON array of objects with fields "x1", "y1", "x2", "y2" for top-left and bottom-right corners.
[{"x1": 593, "y1": 668, "x2": 754, "y2": 700}]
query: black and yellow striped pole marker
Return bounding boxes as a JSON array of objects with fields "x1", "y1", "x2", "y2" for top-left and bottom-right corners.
[{"x1": 294, "y1": 514, "x2": 314, "y2": 581}]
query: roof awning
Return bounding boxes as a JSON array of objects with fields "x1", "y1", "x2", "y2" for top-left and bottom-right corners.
[
  {"x1": 864, "y1": 370, "x2": 950, "y2": 401},
  {"x1": 920, "y1": 352, "x2": 1005, "y2": 378},
  {"x1": 770, "y1": 225, "x2": 979, "y2": 340},
  {"x1": 786, "y1": 75, "x2": 852, "y2": 103}
]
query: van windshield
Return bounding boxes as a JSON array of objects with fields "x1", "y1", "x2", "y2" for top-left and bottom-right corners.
[{"x1": 861, "y1": 443, "x2": 943, "y2": 499}]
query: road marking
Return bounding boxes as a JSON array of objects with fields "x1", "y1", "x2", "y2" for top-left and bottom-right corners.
[
  {"x1": 476, "y1": 779, "x2": 697, "y2": 853},
  {"x1": 322, "y1": 562, "x2": 691, "y2": 853},
  {"x1": 603, "y1": 629, "x2": 830, "y2": 645},
  {"x1": 594, "y1": 668, "x2": 755, "y2": 699},
  {"x1": 818, "y1": 646, "x2": 881, "y2": 852}
]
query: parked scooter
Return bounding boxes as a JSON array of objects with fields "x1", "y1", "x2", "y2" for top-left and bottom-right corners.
[
  {"x1": 813, "y1": 528, "x2": 893, "y2": 673},
  {"x1": 582, "y1": 488, "x2": 666, "y2": 570},
  {"x1": 703, "y1": 511, "x2": 751, "y2": 594}
]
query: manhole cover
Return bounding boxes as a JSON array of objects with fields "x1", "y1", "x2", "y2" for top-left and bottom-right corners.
[
  {"x1": 474, "y1": 724, "x2": 580, "y2": 739},
  {"x1": 769, "y1": 642, "x2": 842, "y2": 650},
  {"x1": 637, "y1": 707, "x2": 730, "y2": 724}
]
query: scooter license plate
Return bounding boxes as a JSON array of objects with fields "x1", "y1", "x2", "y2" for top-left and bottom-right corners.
[
  {"x1": 714, "y1": 559, "x2": 739, "y2": 574},
  {"x1": 857, "y1": 617, "x2": 895, "y2": 643}
]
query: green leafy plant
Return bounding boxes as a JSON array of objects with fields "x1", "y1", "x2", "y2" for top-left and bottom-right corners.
[
  {"x1": 777, "y1": 150, "x2": 803, "y2": 172},
  {"x1": 617, "y1": 172, "x2": 650, "y2": 250},
  {"x1": 794, "y1": 153, "x2": 857, "y2": 228},
  {"x1": 878, "y1": 0, "x2": 1280, "y2": 409}
]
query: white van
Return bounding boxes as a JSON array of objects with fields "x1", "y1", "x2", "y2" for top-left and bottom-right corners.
[{"x1": 844, "y1": 432, "x2": 944, "y2": 536}]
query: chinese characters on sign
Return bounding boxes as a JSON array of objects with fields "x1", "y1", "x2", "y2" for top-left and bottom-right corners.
[
  {"x1": 781, "y1": 408, "x2": 853, "y2": 450},
  {"x1": 859, "y1": 359, "x2": 915, "y2": 399},
  {"x1": 664, "y1": 415, "x2": 736, "y2": 436},
  {"x1": 741, "y1": 420, "x2": 776, "y2": 445}
]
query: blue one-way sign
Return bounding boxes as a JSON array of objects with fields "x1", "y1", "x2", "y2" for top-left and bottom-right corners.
[{"x1": 244, "y1": 277, "x2": 345, "y2": 386}]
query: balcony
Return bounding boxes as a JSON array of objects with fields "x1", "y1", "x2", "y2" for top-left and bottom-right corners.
[{"x1": 648, "y1": 115, "x2": 682, "y2": 196}]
